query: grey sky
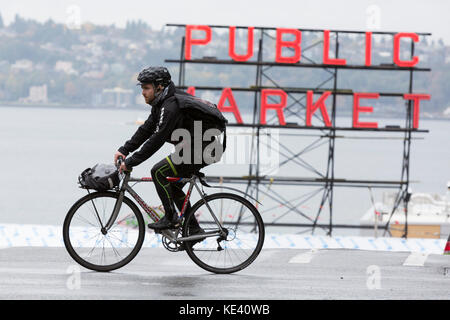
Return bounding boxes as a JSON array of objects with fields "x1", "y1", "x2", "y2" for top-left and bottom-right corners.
[{"x1": 1, "y1": 0, "x2": 449, "y2": 43}]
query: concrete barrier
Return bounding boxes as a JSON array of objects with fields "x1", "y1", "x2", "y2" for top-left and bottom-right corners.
[{"x1": 0, "y1": 223, "x2": 446, "y2": 254}]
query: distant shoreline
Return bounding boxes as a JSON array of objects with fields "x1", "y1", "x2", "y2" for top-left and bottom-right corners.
[
  {"x1": 1, "y1": 103, "x2": 449, "y2": 122},
  {"x1": 0, "y1": 102, "x2": 148, "y2": 111}
]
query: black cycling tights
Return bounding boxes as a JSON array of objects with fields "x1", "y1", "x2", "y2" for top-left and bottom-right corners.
[{"x1": 151, "y1": 155, "x2": 207, "y2": 220}]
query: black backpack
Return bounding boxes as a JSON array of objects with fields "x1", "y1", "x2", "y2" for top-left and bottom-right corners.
[
  {"x1": 78, "y1": 164, "x2": 120, "y2": 191},
  {"x1": 175, "y1": 91, "x2": 228, "y2": 151}
]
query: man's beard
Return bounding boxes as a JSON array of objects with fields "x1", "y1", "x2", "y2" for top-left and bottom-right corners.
[{"x1": 149, "y1": 86, "x2": 169, "y2": 107}]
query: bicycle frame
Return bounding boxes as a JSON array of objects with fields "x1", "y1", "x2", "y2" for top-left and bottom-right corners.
[{"x1": 104, "y1": 172, "x2": 226, "y2": 243}]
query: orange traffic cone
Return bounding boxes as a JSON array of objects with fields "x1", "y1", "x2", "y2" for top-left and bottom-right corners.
[{"x1": 444, "y1": 234, "x2": 450, "y2": 255}]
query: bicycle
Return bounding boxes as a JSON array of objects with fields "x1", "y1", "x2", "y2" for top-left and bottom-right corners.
[{"x1": 63, "y1": 159, "x2": 265, "y2": 274}]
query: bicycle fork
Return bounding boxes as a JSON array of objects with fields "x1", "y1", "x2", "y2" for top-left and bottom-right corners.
[{"x1": 103, "y1": 190, "x2": 125, "y2": 232}]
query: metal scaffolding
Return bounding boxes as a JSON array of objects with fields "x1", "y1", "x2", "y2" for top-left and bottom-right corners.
[{"x1": 165, "y1": 24, "x2": 431, "y2": 238}]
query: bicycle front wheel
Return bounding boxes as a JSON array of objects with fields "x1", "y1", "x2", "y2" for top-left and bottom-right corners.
[
  {"x1": 63, "y1": 191, "x2": 145, "y2": 272},
  {"x1": 182, "y1": 193, "x2": 265, "y2": 274}
]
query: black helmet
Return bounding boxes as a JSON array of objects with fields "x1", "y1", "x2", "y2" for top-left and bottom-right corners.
[{"x1": 137, "y1": 66, "x2": 171, "y2": 87}]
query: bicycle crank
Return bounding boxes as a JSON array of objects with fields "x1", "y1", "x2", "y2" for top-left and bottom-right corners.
[{"x1": 162, "y1": 236, "x2": 182, "y2": 252}]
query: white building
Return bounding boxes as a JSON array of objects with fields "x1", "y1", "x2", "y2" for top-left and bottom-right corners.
[
  {"x1": 102, "y1": 87, "x2": 133, "y2": 107},
  {"x1": 81, "y1": 70, "x2": 104, "y2": 79},
  {"x1": 11, "y1": 59, "x2": 33, "y2": 72},
  {"x1": 20, "y1": 85, "x2": 48, "y2": 104},
  {"x1": 443, "y1": 106, "x2": 450, "y2": 118},
  {"x1": 55, "y1": 61, "x2": 78, "y2": 75}
]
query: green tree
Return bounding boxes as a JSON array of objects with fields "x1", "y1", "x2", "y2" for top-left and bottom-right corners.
[
  {"x1": 0, "y1": 11, "x2": 4, "y2": 28},
  {"x1": 10, "y1": 14, "x2": 28, "y2": 33},
  {"x1": 125, "y1": 19, "x2": 150, "y2": 39}
]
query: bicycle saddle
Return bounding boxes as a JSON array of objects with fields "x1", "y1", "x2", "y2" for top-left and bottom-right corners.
[{"x1": 193, "y1": 170, "x2": 205, "y2": 178}]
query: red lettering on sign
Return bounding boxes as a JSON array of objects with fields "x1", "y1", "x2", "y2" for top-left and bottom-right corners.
[
  {"x1": 323, "y1": 30, "x2": 346, "y2": 65},
  {"x1": 185, "y1": 25, "x2": 212, "y2": 60},
  {"x1": 306, "y1": 91, "x2": 332, "y2": 127},
  {"x1": 218, "y1": 88, "x2": 243, "y2": 124},
  {"x1": 186, "y1": 86, "x2": 195, "y2": 95},
  {"x1": 353, "y1": 93, "x2": 379, "y2": 128},
  {"x1": 275, "y1": 28, "x2": 302, "y2": 64},
  {"x1": 260, "y1": 89, "x2": 287, "y2": 125},
  {"x1": 365, "y1": 32, "x2": 372, "y2": 66},
  {"x1": 393, "y1": 33, "x2": 419, "y2": 67},
  {"x1": 403, "y1": 94, "x2": 430, "y2": 129},
  {"x1": 229, "y1": 26, "x2": 254, "y2": 61}
]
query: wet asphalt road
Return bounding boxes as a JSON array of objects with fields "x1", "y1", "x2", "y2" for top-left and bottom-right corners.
[{"x1": 0, "y1": 247, "x2": 449, "y2": 300}]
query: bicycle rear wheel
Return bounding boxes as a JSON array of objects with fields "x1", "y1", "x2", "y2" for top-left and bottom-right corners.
[
  {"x1": 63, "y1": 191, "x2": 145, "y2": 272},
  {"x1": 182, "y1": 193, "x2": 265, "y2": 274}
]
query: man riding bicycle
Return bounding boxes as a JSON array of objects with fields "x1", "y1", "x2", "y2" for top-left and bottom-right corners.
[{"x1": 114, "y1": 66, "x2": 225, "y2": 231}]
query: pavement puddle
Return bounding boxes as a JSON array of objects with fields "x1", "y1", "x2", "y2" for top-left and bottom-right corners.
[
  {"x1": 0, "y1": 267, "x2": 67, "y2": 275},
  {"x1": 402, "y1": 252, "x2": 429, "y2": 267},
  {"x1": 288, "y1": 249, "x2": 318, "y2": 264}
]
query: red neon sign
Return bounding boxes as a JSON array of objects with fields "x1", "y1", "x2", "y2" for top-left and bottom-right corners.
[
  {"x1": 306, "y1": 91, "x2": 332, "y2": 127},
  {"x1": 393, "y1": 33, "x2": 420, "y2": 67},
  {"x1": 323, "y1": 30, "x2": 347, "y2": 65},
  {"x1": 185, "y1": 25, "x2": 423, "y2": 67},
  {"x1": 260, "y1": 89, "x2": 287, "y2": 125},
  {"x1": 276, "y1": 28, "x2": 302, "y2": 64},
  {"x1": 218, "y1": 88, "x2": 243, "y2": 124},
  {"x1": 365, "y1": 32, "x2": 372, "y2": 66},
  {"x1": 403, "y1": 94, "x2": 431, "y2": 129},
  {"x1": 185, "y1": 25, "x2": 212, "y2": 60},
  {"x1": 229, "y1": 26, "x2": 254, "y2": 62},
  {"x1": 182, "y1": 25, "x2": 430, "y2": 129},
  {"x1": 353, "y1": 93, "x2": 379, "y2": 129}
]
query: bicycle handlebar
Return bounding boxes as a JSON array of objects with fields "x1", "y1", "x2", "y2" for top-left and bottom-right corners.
[{"x1": 116, "y1": 156, "x2": 124, "y2": 170}]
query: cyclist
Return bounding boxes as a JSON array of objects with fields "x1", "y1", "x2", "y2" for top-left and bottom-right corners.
[{"x1": 114, "y1": 66, "x2": 224, "y2": 231}]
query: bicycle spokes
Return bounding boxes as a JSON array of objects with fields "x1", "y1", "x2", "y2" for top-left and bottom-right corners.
[
  {"x1": 65, "y1": 194, "x2": 144, "y2": 269},
  {"x1": 184, "y1": 193, "x2": 264, "y2": 273}
]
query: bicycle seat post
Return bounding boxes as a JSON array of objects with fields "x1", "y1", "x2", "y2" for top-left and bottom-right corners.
[{"x1": 191, "y1": 177, "x2": 226, "y2": 234}]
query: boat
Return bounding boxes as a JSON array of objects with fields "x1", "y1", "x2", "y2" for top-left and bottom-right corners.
[
  {"x1": 360, "y1": 183, "x2": 450, "y2": 239},
  {"x1": 124, "y1": 118, "x2": 145, "y2": 126}
]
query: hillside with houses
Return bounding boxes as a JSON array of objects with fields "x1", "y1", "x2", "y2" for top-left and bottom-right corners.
[{"x1": 0, "y1": 13, "x2": 449, "y2": 118}]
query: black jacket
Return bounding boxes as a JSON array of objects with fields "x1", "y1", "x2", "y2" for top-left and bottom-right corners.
[
  {"x1": 119, "y1": 81, "x2": 218, "y2": 168},
  {"x1": 118, "y1": 81, "x2": 183, "y2": 168}
]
